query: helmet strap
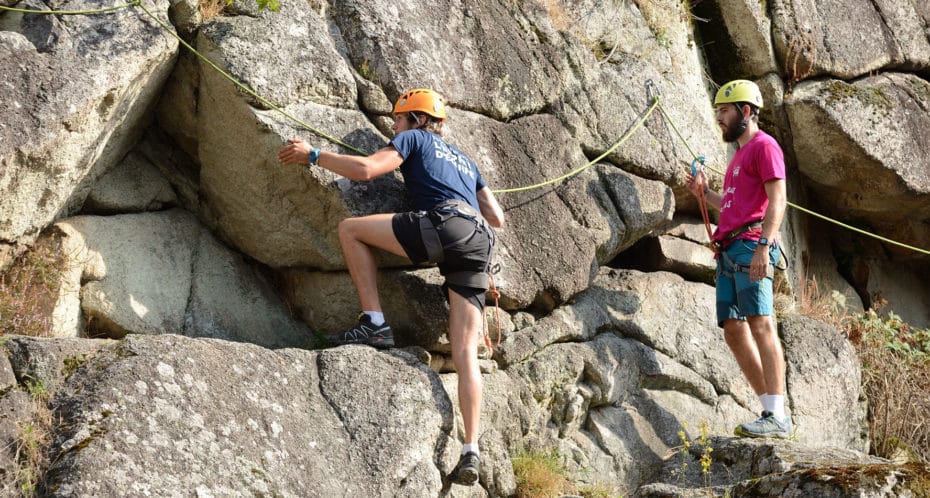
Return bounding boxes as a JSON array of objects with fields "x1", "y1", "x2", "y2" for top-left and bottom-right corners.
[
  {"x1": 734, "y1": 118, "x2": 748, "y2": 138},
  {"x1": 733, "y1": 103, "x2": 750, "y2": 136},
  {"x1": 408, "y1": 111, "x2": 428, "y2": 129}
]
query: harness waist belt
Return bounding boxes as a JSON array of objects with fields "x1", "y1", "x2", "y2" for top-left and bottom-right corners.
[
  {"x1": 418, "y1": 199, "x2": 489, "y2": 265},
  {"x1": 713, "y1": 220, "x2": 763, "y2": 251}
]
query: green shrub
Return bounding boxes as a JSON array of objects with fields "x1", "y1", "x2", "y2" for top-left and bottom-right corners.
[{"x1": 846, "y1": 300, "x2": 930, "y2": 464}]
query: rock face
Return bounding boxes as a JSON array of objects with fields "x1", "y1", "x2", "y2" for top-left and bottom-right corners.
[
  {"x1": 770, "y1": 0, "x2": 930, "y2": 80},
  {"x1": 785, "y1": 74, "x2": 930, "y2": 324},
  {"x1": 0, "y1": 0, "x2": 177, "y2": 253},
  {"x1": 5, "y1": 335, "x2": 455, "y2": 496},
  {"x1": 52, "y1": 209, "x2": 313, "y2": 349},
  {"x1": 155, "y1": 0, "x2": 721, "y2": 312},
  {"x1": 640, "y1": 436, "x2": 903, "y2": 498},
  {"x1": 3, "y1": 0, "x2": 930, "y2": 496},
  {"x1": 81, "y1": 149, "x2": 177, "y2": 215},
  {"x1": 787, "y1": 75, "x2": 930, "y2": 223},
  {"x1": 0, "y1": 265, "x2": 878, "y2": 496}
]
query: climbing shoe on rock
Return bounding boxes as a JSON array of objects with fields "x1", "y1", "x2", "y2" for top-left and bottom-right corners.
[
  {"x1": 329, "y1": 313, "x2": 394, "y2": 349},
  {"x1": 448, "y1": 452, "x2": 480, "y2": 486}
]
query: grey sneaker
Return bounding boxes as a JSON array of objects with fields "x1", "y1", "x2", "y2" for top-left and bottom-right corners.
[
  {"x1": 329, "y1": 313, "x2": 394, "y2": 349},
  {"x1": 448, "y1": 452, "x2": 480, "y2": 485},
  {"x1": 734, "y1": 410, "x2": 793, "y2": 439}
]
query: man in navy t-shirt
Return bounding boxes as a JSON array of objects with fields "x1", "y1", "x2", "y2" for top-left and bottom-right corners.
[
  {"x1": 391, "y1": 127, "x2": 485, "y2": 212},
  {"x1": 278, "y1": 88, "x2": 504, "y2": 486}
]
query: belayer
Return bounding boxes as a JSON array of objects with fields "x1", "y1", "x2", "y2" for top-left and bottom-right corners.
[
  {"x1": 686, "y1": 79, "x2": 792, "y2": 438},
  {"x1": 278, "y1": 88, "x2": 504, "y2": 485}
]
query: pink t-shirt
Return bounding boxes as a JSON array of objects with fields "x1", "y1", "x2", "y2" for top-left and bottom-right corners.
[{"x1": 712, "y1": 130, "x2": 786, "y2": 242}]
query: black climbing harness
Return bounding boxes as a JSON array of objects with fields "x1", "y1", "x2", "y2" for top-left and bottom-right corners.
[
  {"x1": 712, "y1": 220, "x2": 763, "y2": 253},
  {"x1": 415, "y1": 199, "x2": 497, "y2": 290},
  {"x1": 717, "y1": 239, "x2": 789, "y2": 280}
]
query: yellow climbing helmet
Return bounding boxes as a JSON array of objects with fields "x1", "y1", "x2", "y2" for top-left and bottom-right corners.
[
  {"x1": 394, "y1": 88, "x2": 447, "y2": 120},
  {"x1": 714, "y1": 80, "x2": 764, "y2": 109}
]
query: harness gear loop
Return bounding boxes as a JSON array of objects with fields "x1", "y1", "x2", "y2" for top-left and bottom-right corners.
[
  {"x1": 416, "y1": 199, "x2": 493, "y2": 280},
  {"x1": 718, "y1": 248, "x2": 775, "y2": 279},
  {"x1": 717, "y1": 242, "x2": 788, "y2": 279}
]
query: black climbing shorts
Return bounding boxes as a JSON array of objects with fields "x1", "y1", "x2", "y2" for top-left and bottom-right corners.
[{"x1": 392, "y1": 211, "x2": 493, "y2": 310}]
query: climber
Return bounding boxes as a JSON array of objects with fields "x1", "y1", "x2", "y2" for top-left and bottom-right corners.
[
  {"x1": 685, "y1": 79, "x2": 792, "y2": 438},
  {"x1": 277, "y1": 88, "x2": 504, "y2": 485}
]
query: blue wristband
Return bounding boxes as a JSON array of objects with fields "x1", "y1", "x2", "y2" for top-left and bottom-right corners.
[{"x1": 308, "y1": 148, "x2": 320, "y2": 165}]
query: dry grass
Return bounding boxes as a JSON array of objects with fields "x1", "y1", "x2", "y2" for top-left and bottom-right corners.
[
  {"x1": 199, "y1": 0, "x2": 285, "y2": 19},
  {"x1": 2, "y1": 377, "x2": 56, "y2": 496},
  {"x1": 796, "y1": 281, "x2": 929, "y2": 464},
  {"x1": 513, "y1": 448, "x2": 571, "y2": 498},
  {"x1": 784, "y1": 32, "x2": 816, "y2": 94},
  {"x1": 198, "y1": 0, "x2": 227, "y2": 21},
  {"x1": 846, "y1": 300, "x2": 930, "y2": 464},
  {"x1": 512, "y1": 447, "x2": 623, "y2": 497},
  {"x1": 0, "y1": 236, "x2": 68, "y2": 338},
  {"x1": 794, "y1": 275, "x2": 847, "y2": 329}
]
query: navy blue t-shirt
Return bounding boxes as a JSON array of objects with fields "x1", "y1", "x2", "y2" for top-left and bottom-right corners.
[{"x1": 389, "y1": 129, "x2": 486, "y2": 212}]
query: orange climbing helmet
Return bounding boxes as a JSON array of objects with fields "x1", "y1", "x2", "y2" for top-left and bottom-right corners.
[{"x1": 394, "y1": 88, "x2": 447, "y2": 120}]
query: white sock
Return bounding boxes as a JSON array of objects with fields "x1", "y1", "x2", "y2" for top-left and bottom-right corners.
[
  {"x1": 758, "y1": 393, "x2": 768, "y2": 413},
  {"x1": 761, "y1": 394, "x2": 786, "y2": 419},
  {"x1": 363, "y1": 311, "x2": 385, "y2": 326},
  {"x1": 462, "y1": 443, "x2": 479, "y2": 457}
]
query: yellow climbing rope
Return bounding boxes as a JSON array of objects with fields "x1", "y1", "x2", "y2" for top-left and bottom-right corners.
[
  {"x1": 2, "y1": 1, "x2": 928, "y2": 256},
  {"x1": 0, "y1": 0, "x2": 138, "y2": 15},
  {"x1": 133, "y1": 2, "x2": 368, "y2": 156},
  {"x1": 655, "y1": 100, "x2": 930, "y2": 256},
  {"x1": 489, "y1": 98, "x2": 659, "y2": 194},
  {"x1": 0, "y1": 1, "x2": 367, "y2": 156}
]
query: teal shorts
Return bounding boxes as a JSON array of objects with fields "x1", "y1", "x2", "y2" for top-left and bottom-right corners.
[{"x1": 715, "y1": 239, "x2": 780, "y2": 326}]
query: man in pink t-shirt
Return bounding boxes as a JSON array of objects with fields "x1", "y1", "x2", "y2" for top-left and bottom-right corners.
[{"x1": 686, "y1": 80, "x2": 791, "y2": 439}]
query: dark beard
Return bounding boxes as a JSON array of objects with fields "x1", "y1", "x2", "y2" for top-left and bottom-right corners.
[{"x1": 722, "y1": 118, "x2": 747, "y2": 143}]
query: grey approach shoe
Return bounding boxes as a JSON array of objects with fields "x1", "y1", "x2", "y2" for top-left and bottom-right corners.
[{"x1": 734, "y1": 410, "x2": 793, "y2": 439}]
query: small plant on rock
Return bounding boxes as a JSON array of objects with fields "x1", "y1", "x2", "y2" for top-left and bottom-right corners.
[
  {"x1": 198, "y1": 0, "x2": 280, "y2": 21},
  {"x1": 784, "y1": 32, "x2": 816, "y2": 94},
  {"x1": 674, "y1": 419, "x2": 717, "y2": 495},
  {"x1": 795, "y1": 275, "x2": 848, "y2": 330},
  {"x1": 677, "y1": 420, "x2": 692, "y2": 485},
  {"x1": 697, "y1": 420, "x2": 714, "y2": 489}
]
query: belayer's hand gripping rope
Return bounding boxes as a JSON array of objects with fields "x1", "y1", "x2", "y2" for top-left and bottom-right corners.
[
  {"x1": 691, "y1": 155, "x2": 716, "y2": 251},
  {"x1": 691, "y1": 155, "x2": 705, "y2": 178}
]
